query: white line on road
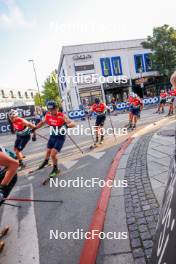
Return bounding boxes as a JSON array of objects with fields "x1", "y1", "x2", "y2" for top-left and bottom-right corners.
[
  {"x1": 62, "y1": 160, "x2": 79, "y2": 169},
  {"x1": 89, "y1": 151, "x2": 106, "y2": 159},
  {"x1": 0, "y1": 184, "x2": 40, "y2": 264}
]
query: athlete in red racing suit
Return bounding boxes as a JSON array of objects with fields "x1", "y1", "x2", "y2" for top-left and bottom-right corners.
[{"x1": 35, "y1": 101, "x2": 75, "y2": 178}]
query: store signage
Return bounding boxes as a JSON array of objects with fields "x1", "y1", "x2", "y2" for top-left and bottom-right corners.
[{"x1": 73, "y1": 54, "x2": 92, "y2": 60}]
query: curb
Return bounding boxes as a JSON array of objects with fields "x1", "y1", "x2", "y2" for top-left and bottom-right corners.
[{"x1": 79, "y1": 137, "x2": 133, "y2": 264}]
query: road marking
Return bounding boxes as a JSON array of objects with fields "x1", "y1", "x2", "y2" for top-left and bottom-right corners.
[
  {"x1": 62, "y1": 160, "x2": 79, "y2": 169},
  {"x1": 89, "y1": 151, "x2": 105, "y2": 159},
  {"x1": 0, "y1": 184, "x2": 40, "y2": 264}
]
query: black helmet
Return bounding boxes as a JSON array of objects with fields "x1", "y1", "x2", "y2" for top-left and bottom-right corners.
[
  {"x1": 47, "y1": 100, "x2": 57, "y2": 110},
  {"x1": 95, "y1": 98, "x2": 100, "y2": 104}
]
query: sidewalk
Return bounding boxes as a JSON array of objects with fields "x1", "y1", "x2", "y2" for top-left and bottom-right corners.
[{"x1": 97, "y1": 122, "x2": 175, "y2": 264}]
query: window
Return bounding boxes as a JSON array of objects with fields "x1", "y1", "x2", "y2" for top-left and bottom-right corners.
[
  {"x1": 100, "y1": 58, "x2": 112, "y2": 77},
  {"x1": 75, "y1": 64, "x2": 94, "y2": 72},
  {"x1": 61, "y1": 83, "x2": 64, "y2": 92},
  {"x1": 144, "y1": 53, "x2": 153, "y2": 72},
  {"x1": 25, "y1": 92, "x2": 28, "y2": 98},
  {"x1": 10, "y1": 90, "x2": 15, "y2": 98},
  {"x1": 18, "y1": 91, "x2": 22, "y2": 98},
  {"x1": 1, "y1": 90, "x2": 5, "y2": 98},
  {"x1": 111, "y1": 57, "x2": 123, "y2": 75},
  {"x1": 134, "y1": 54, "x2": 145, "y2": 73},
  {"x1": 61, "y1": 69, "x2": 67, "y2": 89},
  {"x1": 31, "y1": 92, "x2": 34, "y2": 98}
]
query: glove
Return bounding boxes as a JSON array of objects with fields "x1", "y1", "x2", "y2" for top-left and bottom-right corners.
[
  {"x1": 31, "y1": 128, "x2": 36, "y2": 133},
  {"x1": 32, "y1": 134, "x2": 37, "y2": 141}
]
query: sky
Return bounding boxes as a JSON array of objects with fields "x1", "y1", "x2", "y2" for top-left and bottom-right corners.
[{"x1": 0, "y1": 0, "x2": 175, "y2": 91}]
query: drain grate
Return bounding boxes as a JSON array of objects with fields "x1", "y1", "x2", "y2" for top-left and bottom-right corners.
[{"x1": 157, "y1": 129, "x2": 176, "y2": 137}]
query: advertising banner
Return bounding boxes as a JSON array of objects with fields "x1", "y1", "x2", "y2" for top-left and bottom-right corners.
[{"x1": 0, "y1": 105, "x2": 35, "y2": 134}]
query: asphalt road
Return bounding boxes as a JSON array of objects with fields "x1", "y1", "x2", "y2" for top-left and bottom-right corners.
[{"x1": 0, "y1": 107, "x2": 169, "y2": 264}]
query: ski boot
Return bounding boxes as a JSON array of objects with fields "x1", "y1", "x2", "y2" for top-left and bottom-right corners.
[
  {"x1": 38, "y1": 159, "x2": 49, "y2": 170},
  {"x1": 100, "y1": 136, "x2": 104, "y2": 144},
  {"x1": 49, "y1": 167, "x2": 61, "y2": 178}
]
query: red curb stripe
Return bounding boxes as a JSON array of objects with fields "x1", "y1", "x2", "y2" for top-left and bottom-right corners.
[{"x1": 79, "y1": 137, "x2": 133, "y2": 264}]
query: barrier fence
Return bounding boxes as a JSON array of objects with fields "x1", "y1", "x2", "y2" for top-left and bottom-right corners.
[
  {"x1": 0, "y1": 97, "x2": 159, "y2": 133},
  {"x1": 68, "y1": 96, "x2": 159, "y2": 120},
  {"x1": 151, "y1": 130, "x2": 176, "y2": 263}
]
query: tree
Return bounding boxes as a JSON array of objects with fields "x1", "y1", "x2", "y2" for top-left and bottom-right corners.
[
  {"x1": 42, "y1": 70, "x2": 61, "y2": 106},
  {"x1": 34, "y1": 93, "x2": 45, "y2": 107},
  {"x1": 142, "y1": 25, "x2": 176, "y2": 78}
]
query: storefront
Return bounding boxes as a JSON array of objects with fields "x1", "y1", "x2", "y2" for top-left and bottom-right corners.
[
  {"x1": 103, "y1": 81, "x2": 130, "y2": 103},
  {"x1": 132, "y1": 76, "x2": 172, "y2": 98},
  {"x1": 79, "y1": 86, "x2": 103, "y2": 105}
]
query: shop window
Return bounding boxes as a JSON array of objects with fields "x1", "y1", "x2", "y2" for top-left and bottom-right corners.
[
  {"x1": 134, "y1": 54, "x2": 145, "y2": 73},
  {"x1": 144, "y1": 53, "x2": 153, "y2": 72},
  {"x1": 111, "y1": 57, "x2": 123, "y2": 75},
  {"x1": 100, "y1": 58, "x2": 112, "y2": 77}
]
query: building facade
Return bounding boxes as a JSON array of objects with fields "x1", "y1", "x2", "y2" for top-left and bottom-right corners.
[
  {"x1": 0, "y1": 88, "x2": 37, "y2": 108},
  {"x1": 58, "y1": 39, "x2": 160, "y2": 111}
]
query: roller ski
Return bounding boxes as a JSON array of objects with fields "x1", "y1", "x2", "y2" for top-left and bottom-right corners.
[
  {"x1": 18, "y1": 160, "x2": 26, "y2": 171},
  {"x1": 99, "y1": 136, "x2": 104, "y2": 145},
  {"x1": 89, "y1": 137, "x2": 99, "y2": 150},
  {"x1": 42, "y1": 167, "x2": 61, "y2": 186},
  {"x1": 0, "y1": 226, "x2": 10, "y2": 254},
  {"x1": 126, "y1": 122, "x2": 133, "y2": 131},
  {"x1": 131, "y1": 124, "x2": 136, "y2": 130},
  {"x1": 28, "y1": 159, "x2": 51, "y2": 174}
]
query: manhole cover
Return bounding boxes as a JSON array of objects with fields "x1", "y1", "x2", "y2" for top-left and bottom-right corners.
[{"x1": 157, "y1": 130, "x2": 176, "y2": 137}]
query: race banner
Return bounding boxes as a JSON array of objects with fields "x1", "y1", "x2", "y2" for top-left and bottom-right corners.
[
  {"x1": 68, "y1": 96, "x2": 159, "y2": 120},
  {"x1": 151, "y1": 152, "x2": 176, "y2": 264},
  {"x1": 0, "y1": 105, "x2": 35, "y2": 134}
]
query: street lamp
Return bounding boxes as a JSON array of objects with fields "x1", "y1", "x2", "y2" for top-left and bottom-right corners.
[{"x1": 28, "y1": 59, "x2": 42, "y2": 107}]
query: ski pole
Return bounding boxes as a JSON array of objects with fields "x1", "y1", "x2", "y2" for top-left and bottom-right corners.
[
  {"x1": 3, "y1": 202, "x2": 21, "y2": 208},
  {"x1": 35, "y1": 132, "x2": 48, "y2": 141},
  {"x1": 4, "y1": 197, "x2": 63, "y2": 203},
  {"x1": 108, "y1": 113, "x2": 117, "y2": 141},
  {"x1": 87, "y1": 116, "x2": 96, "y2": 146},
  {"x1": 66, "y1": 133, "x2": 84, "y2": 154},
  {"x1": 36, "y1": 129, "x2": 83, "y2": 154}
]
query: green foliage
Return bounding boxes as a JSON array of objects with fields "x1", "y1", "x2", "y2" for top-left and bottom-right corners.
[
  {"x1": 42, "y1": 70, "x2": 61, "y2": 107},
  {"x1": 34, "y1": 93, "x2": 45, "y2": 107},
  {"x1": 34, "y1": 70, "x2": 61, "y2": 108},
  {"x1": 142, "y1": 25, "x2": 176, "y2": 77}
]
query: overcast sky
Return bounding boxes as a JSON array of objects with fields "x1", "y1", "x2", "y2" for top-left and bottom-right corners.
[{"x1": 0, "y1": 0, "x2": 175, "y2": 91}]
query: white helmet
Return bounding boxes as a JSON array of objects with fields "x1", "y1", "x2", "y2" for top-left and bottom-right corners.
[
  {"x1": 133, "y1": 93, "x2": 138, "y2": 98},
  {"x1": 9, "y1": 109, "x2": 18, "y2": 118},
  {"x1": 129, "y1": 92, "x2": 134, "y2": 97}
]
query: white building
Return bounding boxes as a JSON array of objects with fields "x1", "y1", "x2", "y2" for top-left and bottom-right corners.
[
  {"x1": 0, "y1": 88, "x2": 37, "y2": 108},
  {"x1": 58, "y1": 39, "x2": 158, "y2": 111}
]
